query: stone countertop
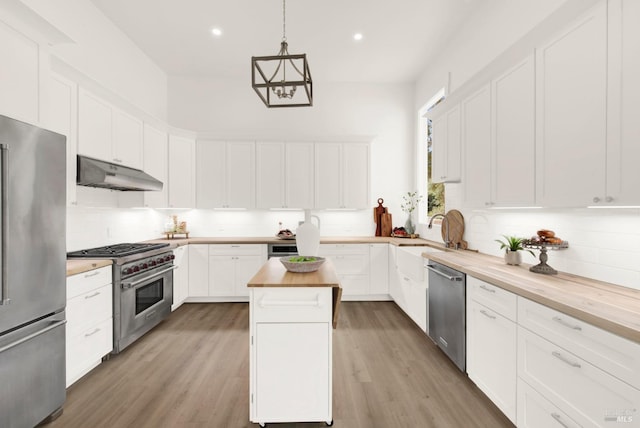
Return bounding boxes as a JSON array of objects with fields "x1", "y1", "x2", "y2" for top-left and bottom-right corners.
[
  {"x1": 423, "y1": 250, "x2": 640, "y2": 343},
  {"x1": 66, "y1": 259, "x2": 112, "y2": 276}
]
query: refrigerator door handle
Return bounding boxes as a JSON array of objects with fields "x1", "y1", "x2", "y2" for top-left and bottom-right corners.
[
  {"x1": 0, "y1": 319, "x2": 66, "y2": 354},
  {"x1": 0, "y1": 143, "x2": 8, "y2": 305}
]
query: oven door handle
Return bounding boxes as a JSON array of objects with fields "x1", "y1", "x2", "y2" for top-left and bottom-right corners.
[{"x1": 122, "y1": 265, "x2": 177, "y2": 289}]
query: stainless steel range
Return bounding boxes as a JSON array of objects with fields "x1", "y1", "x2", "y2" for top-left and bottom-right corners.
[{"x1": 68, "y1": 243, "x2": 175, "y2": 353}]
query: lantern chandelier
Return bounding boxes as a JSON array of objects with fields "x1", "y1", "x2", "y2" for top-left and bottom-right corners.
[{"x1": 251, "y1": 0, "x2": 313, "y2": 107}]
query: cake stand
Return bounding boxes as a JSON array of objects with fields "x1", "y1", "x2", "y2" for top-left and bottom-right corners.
[{"x1": 522, "y1": 241, "x2": 569, "y2": 275}]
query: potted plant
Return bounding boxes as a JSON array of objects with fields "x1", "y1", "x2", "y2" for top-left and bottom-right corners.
[{"x1": 495, "y1": 235, "x2": 534, "y2": 266}]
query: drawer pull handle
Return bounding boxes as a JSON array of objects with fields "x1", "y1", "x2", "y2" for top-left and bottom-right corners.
[
  {"x1": 85, "y1": 328, "x2": 101, "y2": 337},
  {"x1": 84, "y1": 271, "x2": 100, "y2": 278},
  {"x1": 552, "y1": 351, "x2": 581, "y2": 368},
  {"x1": 259, "y1": 297, "x2": 321, "y2": 308},
  {"x1": 480, "y1": 309, "x2": 496, "y2": 320},
  {"x1": 553, "y1": 316, "x2": 582, "y2": 331},
  {"x1": 479, "y1": 285, "x2": 495, "y2": 293},
  {"x1": 551, "y1": 413, "x2": 570, "y2": 428},
  {"x1": 84, "y1": 291, "x2": 100, "y2": 299}
]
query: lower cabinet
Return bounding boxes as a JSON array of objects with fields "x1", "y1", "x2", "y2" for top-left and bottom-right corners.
[
  {"x1": 466, "y1": 277, "x2": 517, "y2": 423},
  {"x1": 319, "y1": 244, "x2": 369, "y2": 298},
  {"x1": 517, "y1": 379, "x2": 582, "y2": 428},
  {"x1": 66, "y1": 266, "x2": 113, "y2": 387},
  {"x1": 369, "y1": 243, "x2": 389, "y2": 296},
  {"x1": 172, "y1": 245, "x2": 189, "y2": 311},
  {"x1": 188, "y1": 244, "x2": 267, "y2": 301}
]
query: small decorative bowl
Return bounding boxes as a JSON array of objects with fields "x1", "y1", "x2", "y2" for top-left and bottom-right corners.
[{"x1": 280, "y1": 256, "x2": 325, "y2": 273}]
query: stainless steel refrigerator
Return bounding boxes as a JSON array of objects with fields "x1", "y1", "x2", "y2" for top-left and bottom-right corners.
[{"x1": 0, "y1": 115, "x2": 66, "y2": 427}]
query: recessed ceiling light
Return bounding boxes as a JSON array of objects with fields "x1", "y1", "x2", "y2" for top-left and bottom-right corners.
[
  {"x1": 353, "y1": 33, "x2": 363, "y2": 41},
  {"x1": 211, "y1": 28, "x2": 223, "y2": 37}
]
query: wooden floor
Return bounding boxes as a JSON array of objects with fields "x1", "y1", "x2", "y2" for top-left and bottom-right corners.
[{"x1": 47, "y1": 302, "x2": 514, "y2": 428}]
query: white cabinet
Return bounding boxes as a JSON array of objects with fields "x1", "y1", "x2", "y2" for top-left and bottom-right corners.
[
  {"x1": 168, "y1": 134, "x2": 195, "y2": 208},
  {"x1": 196, "y1": 140, "x2": 255, "y2": 209},
  {"x1": 466, "y1": 277, "x2": 517, "y2": 424},
  {"x1": 0, "y1": 18, "x2": 40, "y2": 124},
  {"x1": 319, "y1": 244, "x2": 369, "y2": 298},
  {"x1": 518, "y1": 379, "x2": 582, "y2": 428},
  {"x1": 66, "y1": 266, "x2": 113, "y2": 387},
  {"x1": 256, "y1": 142, "x2": 314, "y2": 209},
  {"x1": 430, "y1": 105, "x2": 461, "y2": 183},
  {"x1": 315, "y1": 143, "x2": 370, "y2": 209},
  {"x1": 395, "y1": 247, "x2": 431, "y2": 332},
  {"x1": 606, "y1": 0, "x2": 640, "y2": 206},
  {"x1": 47, "y1": 73, "x2": 78, "y2": 206},
  {"x1": 188, "y1": 244, "x2": 267, "y2": 301},
  {"x1": 143, "y1": 124, "x2": 168, "y2": 208},
  {"x1": 250, "y1": 287, "x2": 332, "y2": 426},
  {"x1": 535, "y1": 1, "x2": 607, "y2": 207},
  {"x1": 462, "y1": 85, "x2": 491, "y2": 207},
  {"x1": 172, "y1": 245, "x2": 189, "y2": 311},
  {"x1": 368, "y1": 244, "x2": 389, "y2": 296},
  {"x1": 78, "y1": 88, "x2": 143, "y2": 169}
]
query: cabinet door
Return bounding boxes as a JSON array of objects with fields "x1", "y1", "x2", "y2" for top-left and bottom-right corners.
[
  {"x1": 369, "y1": 244, "x2": 389, "y2": 295},
  {"x1": 143, "y1": 124, "x2": 168, "y2": 208},
  {"x1": 188, "y1": 245, "x2": 209, "y2": 297},
  {"x1": 78, "y1": 89, "x2": 112, "y2": 162},
  {"x1": 196, "y1": 141, "x2": 226, "y2": 208},
  {"x1": 286, "y1": 142, "x2": 314, "y2": 209},
  {"x1": 607, "y1": 0, "x2": 640, "y2": 205},
  {"x1": 255, "y1": 322, "x2": 330, "y2": 422},
  {"x1": 467, "y1": 300, "x2": 516, "y2": 423},
  {"x1": 315, "y1": 143, "x2": 342, "y2": 208},
  {"x1": 492, "y1": 55, "x2": 535, "y2": 207},
  {"x1": 226, "y1": 141, "x2": 255, "y2": 208},
  {"x1": 256, "y1": 142, "x2": 285, "y2": 209},
  {"x1": 48, "y1": 73, "x2": 78, "y2": 206},
  {"x1": 342, "y1": 144, "x2": 370, "y2": 209},
  {"x1": 430, "y1": 115, "x2": 447, "y2": 184},
  {"x1": 209, "y1": 256, "x2": 235, "y2": 296},
  {"x1": 235, "y1": 255, "x2": 263, "y2": 297},
  {"x1": 172, "y1": 246, "x2": 189, "y2": 310},
  {"x1": 112, "y1": 109, "x2": 143, "y2": 168},
  {"x1": 0, "y1": 19, "x2": 39, "y2": 124},
  {"x1": 535, "y1": 2, "x2": 607, "y2": 207},
  {"x1": 462, "y1": 85, "x2": 491, "y2": 207},
  {"x1": 168, "y1": 135, "x2": 195, "y2": 208}
]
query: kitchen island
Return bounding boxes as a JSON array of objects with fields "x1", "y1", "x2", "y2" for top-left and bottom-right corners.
[{"x1": 247, "y1": 257, "x2": 341, "y2": 427}]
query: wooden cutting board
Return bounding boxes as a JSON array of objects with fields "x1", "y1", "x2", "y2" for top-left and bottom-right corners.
[
  {"x1": 442, "y1": 209, "x2": 468, "y2": 249},
  {"x1": 381, "y1": 213, "x2": 393, "y2": 237}
]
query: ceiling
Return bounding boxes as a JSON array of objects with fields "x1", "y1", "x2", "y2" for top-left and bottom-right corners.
[{"x1": 89, "y1": 0, "x2": 483, "y2": 84}]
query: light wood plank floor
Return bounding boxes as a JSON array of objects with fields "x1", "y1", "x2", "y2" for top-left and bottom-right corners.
[{"x1": 47, "y1": 302, "x2": 514, "y2": 428}]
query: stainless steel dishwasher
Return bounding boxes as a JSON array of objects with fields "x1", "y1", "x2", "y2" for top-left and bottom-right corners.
[{"x1": 427, "y1": 261, "x2": 466, "y2": 371}]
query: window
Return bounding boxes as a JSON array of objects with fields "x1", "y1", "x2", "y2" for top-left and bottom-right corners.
[{"x1": 422, "y1": 88, "x2": 446, "y2": 218}]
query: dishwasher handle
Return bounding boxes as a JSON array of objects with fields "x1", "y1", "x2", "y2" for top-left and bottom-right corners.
[{"x1": 426, "y1": 265, "x2": 463, "y2": 282}]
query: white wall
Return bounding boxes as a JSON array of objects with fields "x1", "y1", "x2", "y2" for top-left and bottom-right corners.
[
  {"x1": 22, "y1": 0, "x2": 168, "y2": 120},
  {"x1": 414, "y1": 0, "x2": 640, "y2": 290},
  {"x1": 169, "y1": 76, "x2": 415, "y2": 220}
]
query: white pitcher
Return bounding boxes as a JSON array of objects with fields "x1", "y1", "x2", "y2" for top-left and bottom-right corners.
[{"x1": 296, "y1": 209, "x2": 320, "y2": 256}]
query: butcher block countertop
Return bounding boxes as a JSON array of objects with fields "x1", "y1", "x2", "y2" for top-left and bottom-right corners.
[
  {"x1": 66, "y1": 259, "x2": 112, "y2": 276},
  {"x1": 424, "y1": 250, "x2": 640, "y2": 343},
  {"x1": 146, "y1": 236, "x2": 439, "y2": 247}
]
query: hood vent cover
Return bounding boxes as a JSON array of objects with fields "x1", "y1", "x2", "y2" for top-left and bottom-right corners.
[{"x1": 76, "y1": 155, "x2": 163, "y2": 192}]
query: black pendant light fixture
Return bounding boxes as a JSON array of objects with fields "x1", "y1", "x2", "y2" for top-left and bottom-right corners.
[{"x1": 251, "y1": 0, "x2": 313, "y2": 108}]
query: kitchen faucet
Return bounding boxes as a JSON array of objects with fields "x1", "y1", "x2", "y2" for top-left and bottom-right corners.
[{"x1": 428, "y1": 213, "x2": 451, "y2": 248}]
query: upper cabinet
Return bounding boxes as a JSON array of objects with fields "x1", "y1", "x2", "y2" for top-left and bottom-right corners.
[
  {"x1": 196, "y1": 140, "x2": 255, "y2": 209},
  {"x1": 78, "y1": 88, "x2": 143, "y2": 169},
  {"x1": 256, "y1": 142, "x2": 314, "y2": 209},
  {"x1": 431, "y1": 105, "x2": 461, "y2": 183},
  {"x1": 143, "y1": 124, "x2": 168, "y2": 208},
  {"x1": 606, "y1": 0, "x2": 640, "y2": 206},
  {"x1": 0, "y1": 18, "x2": 40, "y2": 124},
  {"x1": 462, "y1": 85, "x2": 492, "y2": 207},
  {"x1": 168, "y1": 134, "x2": 195, "y2": 208},
  {"x1": 535, "y1": 1, "x2": 607, "y2": 207},
  {"x1": 315, "y1": 142, "x2": 370, "y2": 209}
]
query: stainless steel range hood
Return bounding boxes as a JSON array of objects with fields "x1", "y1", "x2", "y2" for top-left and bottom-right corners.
[{"x1": 76, "y1": 155, "x2": 163, "y2": 191}]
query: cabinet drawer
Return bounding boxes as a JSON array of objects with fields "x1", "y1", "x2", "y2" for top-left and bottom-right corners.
[
  {"x1": 517, "y1": 378, "x2": 582, "y2": 428},
  {"x1": 518, "y1": 326, "x2": 639, "y2": 427},
  {"x1": 66, "y1": 283, "x2": 112, "y2": 338},
  {"x1": 319, "y1": 243, "x2": 368, "y2": 255},
  {"x1": 209, "y1": 244, "x2": 264, "y2": 255},
  {"x1": 518, "y1": 297, "x2": 640, "y2": 389},
  {"x1": 66, "y1": 318, "x2": 113, "y2": 386},
  {"x1": 251, "y1": 288, "x2": 332, "y2": 323},
  {"x1": 468, "y1": 276, "x2": 516, "y2": 321},
  {"x1": 67, "y1": 266, "x2": 112, "y2": 299}
]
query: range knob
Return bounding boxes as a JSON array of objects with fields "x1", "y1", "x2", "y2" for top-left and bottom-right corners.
[
  {"x1": 170, "y1": 254, "x2": 175, "y2": 260},
  {"x1": 123, "y1": 267, "x2": 132, "y2": 275},
  {"x1": 157, "y1": 257, "x2": 164, "y2": 264},
  {"x1": 133, "y1": 266, "x2": 140, "y2": 273},
  {"x1": 164, "y1": 255, "x2": 171, "y2": 262},
  {"x1": 142, "y1": 263, "x2": 148, "y2": 269},
  {"x1": 150, "y1": 260, "x2": 157, "y2": 267}
]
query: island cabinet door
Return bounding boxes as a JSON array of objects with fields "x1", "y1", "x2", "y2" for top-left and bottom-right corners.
[{"x1": 254, "y1": 322, "x2": 330, "y2": 422}]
